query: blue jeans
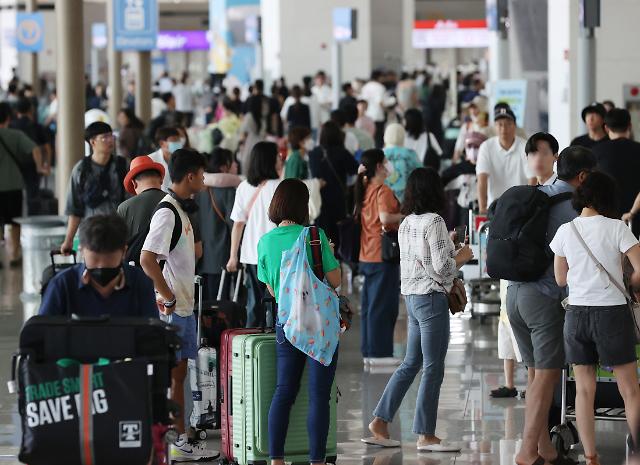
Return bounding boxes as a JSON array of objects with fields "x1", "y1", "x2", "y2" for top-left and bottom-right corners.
[
  {"x1": 373, "y1": 293, "x2": 450, "y2": 435},
  {"x1": 268, "y1": 324, "x2": 338, "y2": 463},
  {"x1": 359, "y1": 262, "x2": 400, "y2": 358}
]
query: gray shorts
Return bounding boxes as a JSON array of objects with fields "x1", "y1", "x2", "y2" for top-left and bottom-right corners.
[
  {"x1": 506, "y1": 284, "x2": 565, "y2": 369},
  {"x1": 565, "y1": 304, "x2": 637, "y2": 367}
]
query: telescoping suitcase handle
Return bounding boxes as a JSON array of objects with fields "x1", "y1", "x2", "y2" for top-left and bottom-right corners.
[
  {"x1": 50, "y1": 249, "x2": 77, "y2": 267},
  {"x1": 217, "y1": 268, "x2": 243, "y2": 303}
]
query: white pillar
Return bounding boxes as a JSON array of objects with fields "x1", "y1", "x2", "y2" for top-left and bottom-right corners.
[
  {"x1": 55, "y1": 0, "x2": 85, "y2": 212},
  {"x1": 331, "y1": 41, "x2": 342, "y2": 110},
  {"x1": 107, "y1": 0, "x2": 123, "y2": 124},
  {"x1": 489, "y1": 31, "x2": 509, "y2": 82},
  {"x1": 135, "y1": 51, "x2": 152, "y2": 124},
  {"x1": 23, "y1": 0, "x2": 39, "y2": 94},
  {"x1": 576, "y1": 27, "x2": 596, "y2": 134}
]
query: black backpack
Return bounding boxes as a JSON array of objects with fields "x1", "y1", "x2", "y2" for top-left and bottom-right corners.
[
  {"x1": 486, "y1": 185, "x2": 572, "y2": 282},
  {"x1": 125, "y1": 201, "x2": 182, "y2": 267}
]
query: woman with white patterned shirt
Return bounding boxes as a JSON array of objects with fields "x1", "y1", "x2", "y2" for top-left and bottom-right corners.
[{"x1": 363, "y1": 167, "x2": 474, "y2": 452}]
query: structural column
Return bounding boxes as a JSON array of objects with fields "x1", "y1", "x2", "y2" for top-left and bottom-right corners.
[
  {"x1": 107, "y1": 0, "x2": 123, "y2": 124},
  {"x1": 23, "y1": 0, "x2": 39, "y2": 94},
  {"x1": 55, "y1": 0, "x2": 85, "y2": 212},
  {"x1": 135, "y1": 51, "x2": 152, "y2": 124}
]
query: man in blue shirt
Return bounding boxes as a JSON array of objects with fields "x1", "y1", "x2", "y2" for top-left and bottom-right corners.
[
  {"x1": 39, "y1": 214, "x2": 158, "y2": 318},
  {"x1": 507, "y1": 138, "x2": 596, "y2": 465}
]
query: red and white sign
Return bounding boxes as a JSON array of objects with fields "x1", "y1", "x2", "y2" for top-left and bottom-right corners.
[{"x1": 412, "y1": 19, "x2": 489, "y2": 49}]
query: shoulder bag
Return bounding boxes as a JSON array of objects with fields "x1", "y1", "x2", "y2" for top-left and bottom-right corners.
[
  {"x1": 377, "y1": 186, "x2": 401, "y2": 264},
  {"x1": 308, "y1": 226, "x2": 353, "y2": 331},
  {"x1": 569, "y1": 221, "x2": 640, "y2": 341}
]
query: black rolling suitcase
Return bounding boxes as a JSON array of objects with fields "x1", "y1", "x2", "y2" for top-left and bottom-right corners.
[{"x1": 10, "y1": 315, "x2": 181, "y2": 465}]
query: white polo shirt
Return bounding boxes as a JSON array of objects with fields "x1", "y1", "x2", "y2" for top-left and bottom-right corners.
[{"x1": 476, "y1": 136, "x2": 532, "y2": 206}]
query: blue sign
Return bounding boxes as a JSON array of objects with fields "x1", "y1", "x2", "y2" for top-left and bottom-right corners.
[
  {"x1": 92, "y1": 23, "x2": 107, "y2": 49},
  {"x1": 16, "y1": 13, "x2": 44, "y2": 52},
  {"x1": 113, "y1": 0, "x2": 158, "y2": 51},
  {"x1": 332, "y1": 8, "x2": 357, "y2": 42},
  {"x1": 492, "y1": 80, "x2": 528, "y2": 126}
]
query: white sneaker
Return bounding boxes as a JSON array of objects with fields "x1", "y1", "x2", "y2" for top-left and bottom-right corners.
[
  {"x1": 363, "y1": 358, "x2": 371, "y2": 365},
  {"x1": 171, "y1": 437, "x2": 220, "y2": 462},
  {"x1": 368, "y1": 357, "x2": 402, "y2": 366}
]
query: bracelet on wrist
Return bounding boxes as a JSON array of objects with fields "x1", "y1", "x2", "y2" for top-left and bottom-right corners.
[{"x1": 163, "y1": 298, "x2": 176, "y2": 308}]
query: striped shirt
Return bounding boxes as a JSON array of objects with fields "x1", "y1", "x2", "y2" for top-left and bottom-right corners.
[{"x1": 399, "y1": 213, "x2": 457, "y2": 296}]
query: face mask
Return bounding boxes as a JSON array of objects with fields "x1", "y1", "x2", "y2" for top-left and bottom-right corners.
[
  {"x1": 167, "y1": 140, "x2": 184, "y2": 154},
  {"x1": 303, "y1": 138, "x2": 315, "y2": 152},
  {"x1": 466, "y1": 147, "x2": 479, "y2": 162},
  {"x1": 87, "y1": 266, "x2": 122, "y2": 287}
]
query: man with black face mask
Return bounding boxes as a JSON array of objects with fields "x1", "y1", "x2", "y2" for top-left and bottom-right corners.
[{"x1": 39, "y1": 214, "x2": 157, "y2": 318}]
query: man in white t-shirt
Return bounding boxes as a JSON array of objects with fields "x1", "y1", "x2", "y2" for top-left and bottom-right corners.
[
  {"x1": 361, "y1": 70, "x2": 393, "y2": 148},
  {"x1": 476, "y1": 108, "x2": 536, "y2": 214},
  {"x1": 311, "y1": 71, "x2": 332, "y2": 125},
  {"x1": 140, "y1": 149, "x2": 216, "y2": 461},
  {"x1": 147, "y1": 126, "x2": 184, "y2": 192}
]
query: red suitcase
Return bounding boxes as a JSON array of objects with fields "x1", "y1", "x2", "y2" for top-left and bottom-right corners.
[{"x1": 219, "y1": 328, "x2": 260, "y2": 463}]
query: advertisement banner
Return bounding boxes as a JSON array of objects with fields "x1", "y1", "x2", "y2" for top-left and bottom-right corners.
[
  {"x1": 16, "y1": 13, "x2": 44, "y2": 52},
  {"x1": 113, "y1": 0, "x2": 158, "y2": 51}
]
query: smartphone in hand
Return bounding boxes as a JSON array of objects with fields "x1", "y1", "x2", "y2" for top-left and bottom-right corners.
[{"x1": 454, "y1": 225, "x2": 468, "y2": 245}]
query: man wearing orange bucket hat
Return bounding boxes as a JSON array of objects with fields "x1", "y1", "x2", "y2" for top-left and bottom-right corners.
[{"x1": 117, "y1": 156, "x2": 167, "y2": 246}]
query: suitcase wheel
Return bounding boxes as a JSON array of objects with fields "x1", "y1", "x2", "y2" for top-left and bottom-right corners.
[
  {"x1": 550, "y1": 423, "x2": 576, "y2": 456},
  {"x1": 197, "y1": 429, "x2": 208, "y2": 440}
]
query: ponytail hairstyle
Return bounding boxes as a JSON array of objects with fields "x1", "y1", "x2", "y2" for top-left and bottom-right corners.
[{"x1": 354, "y1": 149, "x2": 385, "y2": 217}]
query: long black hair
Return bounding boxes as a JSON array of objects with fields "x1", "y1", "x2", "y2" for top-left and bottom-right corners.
[
  {"x1": 402, "y1": 167, "x2": 445, "y2": 215},
  {"x1": 248, "y1": 95, "x2": 263, "y2": 132},
  {"x1": 246, "y1": 141, "x2": 279, "y2": 186},
  {"x1": 404, "y1": 108, "x2": 425, "y2": 140},
  {"x1": 354, "y1": 149, "x2": 385, "y2": 217}
]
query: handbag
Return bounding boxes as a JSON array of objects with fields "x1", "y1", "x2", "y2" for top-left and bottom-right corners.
[
  {"x1": 447, "y1": 278, "x2": 468, "y2": 315},
  {"x1": 569, "y1": 221, "x2": 640, "y2": 341},
  {"x1": 17, "y1": 359, "x2": 153, "y2": 465},
  {"x1": 308, "y1": 226, "x2": 354, "y2": 331},
  {"x1": 433, "y1": 276, "x2": 467, "y2": 315},
  {"x1": 278, "y1": 226, "x2": 341, "y2": 366},
  {"x1": 381, "y1": 229, "x2": 400, "y2": 264}
]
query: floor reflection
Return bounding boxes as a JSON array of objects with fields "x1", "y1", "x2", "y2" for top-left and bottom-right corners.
[{"x1": 0, "y1": 264, "x2": 631, "y2": 464}]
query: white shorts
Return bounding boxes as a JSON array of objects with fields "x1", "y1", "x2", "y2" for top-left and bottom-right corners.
[
  {"x1": 498, "y1": 280, "x2": 522, "y2": 362},
  {"x1": 498, "y1": 318, "x2": 521, "y2": 361}
]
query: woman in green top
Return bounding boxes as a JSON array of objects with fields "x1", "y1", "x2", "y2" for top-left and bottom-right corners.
[
  {"x1": 257, "y1": 178, "x2": 341, "y2": 465},
  {"x1": 284, "y1": 126, "x2": 312, "y2": 180}
]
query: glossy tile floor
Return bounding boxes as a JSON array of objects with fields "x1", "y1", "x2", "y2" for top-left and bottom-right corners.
[{"x1": 0, "y1": 262, "x2": 631, "y2": 464}]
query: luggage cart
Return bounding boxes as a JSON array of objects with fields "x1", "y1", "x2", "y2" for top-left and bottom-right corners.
[
  {"x1": 551, "y1": 362, "x2": 636, "y2": 460},
  {"x1": 467, "y1": 221, "x2": 501, "y2": 324}
]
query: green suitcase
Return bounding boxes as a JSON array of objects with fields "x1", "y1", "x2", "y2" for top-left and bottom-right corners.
[{"x1": 231, "y1": 332, "x2": 338, "y2": 465}]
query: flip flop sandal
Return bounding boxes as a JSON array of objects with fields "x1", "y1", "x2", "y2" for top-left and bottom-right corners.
[
  {"x1": 360, "y1": 437, "x2": 401, "y2": 448},
  {"x1": 416, "y1": 442, "x2": 462, "y2": 452}
]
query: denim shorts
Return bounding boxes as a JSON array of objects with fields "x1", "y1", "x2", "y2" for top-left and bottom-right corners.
[
  {"x1": 564, "y1": 304, "x2": 637, "y2": 367},
  {"x1": 161, "y1": 312, "x2": 198, "y2": 360}
]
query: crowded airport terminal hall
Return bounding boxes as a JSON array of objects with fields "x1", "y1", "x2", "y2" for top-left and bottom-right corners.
[{"x1": 2, "y1": 0, "x2": 640, "y2": 464}]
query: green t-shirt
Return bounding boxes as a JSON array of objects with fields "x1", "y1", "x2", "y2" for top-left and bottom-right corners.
[
  {"x1": 0, "y1": 127, "x2": 37, "y2": 192},
  {"x1": 257, "y1": 225, "x2": 340, "y2": 302},
  {"x1": 284, "y1": 150, "x2": 308, "y2": 180}
]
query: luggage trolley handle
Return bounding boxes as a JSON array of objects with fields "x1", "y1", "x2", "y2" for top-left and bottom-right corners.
[
  {"x1": 195, "y1": 275, "x2": 204, "y2": 345},
  {"x1": 50, "y1": 249, "x2": 77, "y2": 267},
  {"x1": 217, "y1": 267, "x2": 244, "y2": 303}
]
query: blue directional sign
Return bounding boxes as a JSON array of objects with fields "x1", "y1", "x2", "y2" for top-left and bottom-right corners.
[
  {"x1": 16, "y1": 13, "x2": 44, "y2": 52},
  {"x1": 113, "y1": 0, "x2": 158, "y2": 51}
]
